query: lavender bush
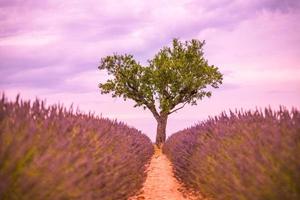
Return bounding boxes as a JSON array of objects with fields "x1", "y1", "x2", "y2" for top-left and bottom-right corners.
[
  {"x1": 164, "y1": 108, "x2": 300, "y2": 200},
  {"x1": 0, "y1": 94, "x2": 153, "y2": 200}
]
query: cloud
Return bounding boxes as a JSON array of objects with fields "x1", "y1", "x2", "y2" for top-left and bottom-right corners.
[{"x1": 0, "y1": 0, "x2": 299, "y2": 137}]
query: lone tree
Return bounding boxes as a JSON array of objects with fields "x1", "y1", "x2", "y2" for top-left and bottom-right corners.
[{"x1": 98, "y1": 39, "x2": 223, "y2": 145}]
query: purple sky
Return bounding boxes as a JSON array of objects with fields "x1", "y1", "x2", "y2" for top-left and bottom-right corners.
[{"x1": 1, "y1": 0, "x2": 300, "y2": 141}]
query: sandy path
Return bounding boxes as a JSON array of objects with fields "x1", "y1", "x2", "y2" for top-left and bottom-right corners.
[{"x1": 129, "y1": 146, "x2": 201, "y2": 200}]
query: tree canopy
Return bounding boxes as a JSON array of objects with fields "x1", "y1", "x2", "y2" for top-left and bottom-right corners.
[{"x1": 98, "y1": 38, "x2": 223, "y2": 144}]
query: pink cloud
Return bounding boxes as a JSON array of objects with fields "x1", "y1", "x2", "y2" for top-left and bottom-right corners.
[{"x1": 1, "y1": 0, "x2": 299, "y2": 141}]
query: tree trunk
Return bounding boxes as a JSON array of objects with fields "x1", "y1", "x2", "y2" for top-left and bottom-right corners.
[{"x1": 155, "y1": 115, "x2": 168, "y2": 146}]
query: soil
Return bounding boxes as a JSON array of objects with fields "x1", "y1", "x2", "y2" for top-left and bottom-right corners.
[{"x1": 129, "y1": 146, "x2": 204, "y2": 200}]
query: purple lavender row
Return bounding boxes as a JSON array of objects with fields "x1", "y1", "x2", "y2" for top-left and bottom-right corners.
[
  {"x1": 163, "y1": 107, "x2": 300, "y2": 200},
  {"x1": 0, "y1": 94, "x2": 154, "y2": 200}
]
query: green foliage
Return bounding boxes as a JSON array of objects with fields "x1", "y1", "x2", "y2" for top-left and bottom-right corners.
[{"x1": 98, "y1": 39, "x2": 223, "y2": 116}]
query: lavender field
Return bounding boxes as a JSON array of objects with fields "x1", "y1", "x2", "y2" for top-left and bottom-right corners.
[
  {"x1": 0, "y1": 94, "x2": 153, "y2": 200},
  {"x1": 164, "y1": 108, "x2": 300, "y2": 200}
]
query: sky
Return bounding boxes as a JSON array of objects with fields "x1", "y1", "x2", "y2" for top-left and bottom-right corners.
[{"x1": 1, "y1": 0, "x2": 300, "y2": 141}]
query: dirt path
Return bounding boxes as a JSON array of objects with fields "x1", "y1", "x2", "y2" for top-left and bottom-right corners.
[{"x1": 129, "y1": 146, "x2": 201, "y2": 200}]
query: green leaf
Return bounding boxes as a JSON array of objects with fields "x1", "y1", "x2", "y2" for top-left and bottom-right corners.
[{"x1": 98, "y1": 39, "x2": 223, "y2": 117}]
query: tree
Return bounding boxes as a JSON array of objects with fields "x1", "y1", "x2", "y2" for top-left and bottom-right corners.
[{"x1": 98, "y1": 39, "x2": 223, "y2": 146}]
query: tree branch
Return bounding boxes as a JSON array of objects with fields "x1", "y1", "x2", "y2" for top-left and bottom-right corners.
[
  {"x1": 126, "y1": 80, "x2": 160, "y2": 120},
  {"x1": 168, "y1": 102, "x2": 188, "y2": 115},
  {"x1": 147, "y1": 104, "x2": 160, "y2": 120}
]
